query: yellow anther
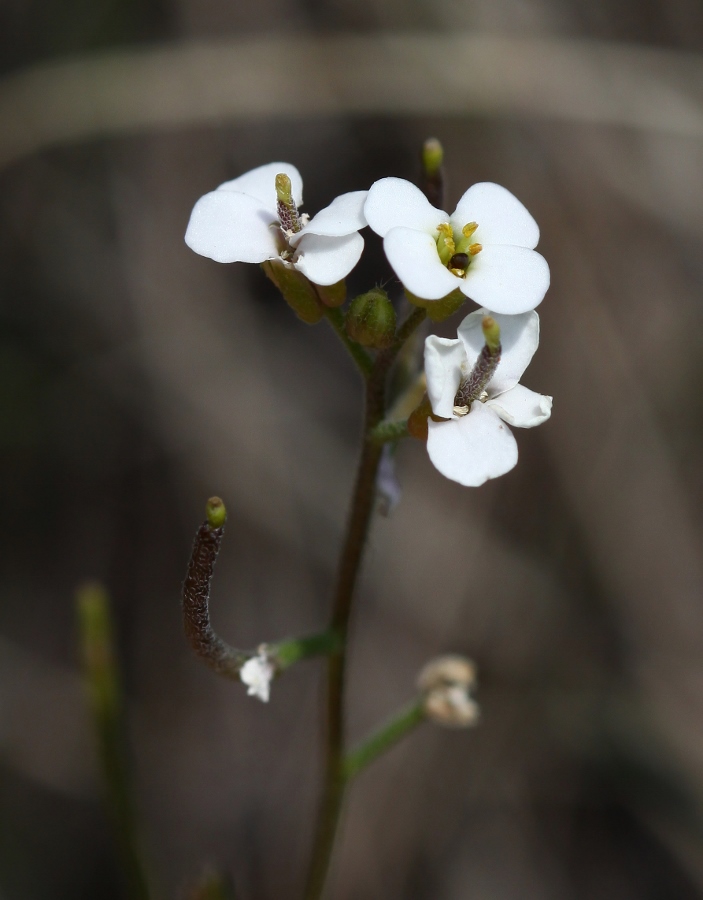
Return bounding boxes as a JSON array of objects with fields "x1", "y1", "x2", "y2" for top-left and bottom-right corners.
[
  {"x1": 450, "y1": 268, "x2": 466, "y2": 278},
  {"x1": 435, "y1": 223, "x2": 456, "y2": 265},
  {"x1": 468, "y1": 243, "x2": 483, "y2": 256},
  {"x1": 436, "y1": 223, "x2": 455, "y2": 250},
  {"x1": 462, "y1": 222, "x2": 479, "y2": 238}
]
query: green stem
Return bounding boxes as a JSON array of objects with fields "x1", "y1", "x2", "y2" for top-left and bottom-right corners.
[
  {"x1": 77, "y1": 583, "x2": 152, "y2": 900},
  {"x1": 394, "y1": 305, "x2": 427, "y2": 348},
  {"x1": 323, "y1": 307, "x2": 374, "y2": 379},
  {"x1": 270, "y1": 630, "x2": 342, "y2": 670},
  {"x1": 344, "y1": 701, "x2": 426, "y2": 780},
  {"x1": 368, "y1": 418, "x2": 410, "y2": 445},
  {"x1": 304, "y1": 297, "x2": 428, "y2": 900}
]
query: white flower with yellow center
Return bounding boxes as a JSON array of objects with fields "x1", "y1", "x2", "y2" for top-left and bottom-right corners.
[
  {"x1": 364, "y1": 178, "x2": 549, "y2": 314},
  {"x1": 424, "y1": 310, "x2": 552, "y2": 486},
  {"x1": 185, "y1": 162, "x2": 367, "y2": 286}
]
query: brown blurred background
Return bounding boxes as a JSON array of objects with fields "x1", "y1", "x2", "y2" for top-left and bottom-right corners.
[{"x1": 3, "y1": 0, "x2": 703, "y2": 897}]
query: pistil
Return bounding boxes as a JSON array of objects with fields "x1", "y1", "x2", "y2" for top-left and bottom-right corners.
[
  {"x1": 275, "y1": 173, "x2": 302, "y2": 234},
  {"x1": 453, "y1": 317, "x2": 501, "y2": 415}
]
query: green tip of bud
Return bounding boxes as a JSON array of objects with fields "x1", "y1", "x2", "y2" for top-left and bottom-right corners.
[
  {"x1": 346, "y1": 288, "x2": 397, "y2": 349},
  {"x1": 206, "y1": 496, "x2": 227, "y2": 529},
  {"x1": 482, "y1": 316, "x2": 501, "y2": 354},
  {"x1": 421, "y1": 138, "x2": 444, "y2": 176},
  {"x1": 275, "y1": 173, "x2": 293, "y2": 204}
]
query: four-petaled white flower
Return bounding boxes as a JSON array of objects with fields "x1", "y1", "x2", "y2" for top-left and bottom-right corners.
[
  {"x1": 185, "y1": 162, "x2": 368, "y2": 286},
  {"x1": 240, "y1": 649, "x2": 274, "y2": 703},
  {"x1": 364, "y1": 178, "x2": 550, "y2": 314},
  {"x1": 424, "y1": 310, "x2": 552, "y2": 487}
]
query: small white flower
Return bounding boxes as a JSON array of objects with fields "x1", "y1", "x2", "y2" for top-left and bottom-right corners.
[
  {"x1": 424, "y1": 310, "x2": 552, "y2": 487},
  {"x1": 185, "y1": 162, "x2": 367, "y2": 286},
  {"x1": 364, "y1": 178, "x2": 549, "y2": 314},
  {"x1": 240, "y1": 649, "x2": 274, "y2": 703}
]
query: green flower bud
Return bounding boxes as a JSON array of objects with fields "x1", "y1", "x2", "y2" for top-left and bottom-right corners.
[
  {"x1": 262, "y1": 260, "x2": 324, "y2": 324},
  {"x1": 404, "y1": 288, "x2": 466, "y2": 323},
  {"x1": 316, "y1": 279, "x2": 346, "y2": 308},
  {"x1": 421, "y1": 137, "x2": 444, "y2": 177},
  {"x1": 421, "y1": 137, "x2": 445, "y2": 209},
  {"x1": 206, "y1": 496, "x2": 227, "y2": 530},
  {"x1": 345, "y1": 288, "x2": 397, "y2": 349}
]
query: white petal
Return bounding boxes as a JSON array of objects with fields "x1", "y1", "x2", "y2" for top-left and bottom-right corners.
[
  {"x1": 218, "y1": 162, "x2": 303, "y2": 215},
  {"x1": 364, "y1": 177, "x2": 447, "y2": 237},
  {"x1": 291, "y1": 191, "x2": 367, "y2": 244},
  {"x1": 240, "y1": 655, "x2": 274, "y2": 703},
  {"x1": 486, "y1": 384, "x2": 552, "y2": 428},
  {"x1": 294, "y1": 232, "x2": 364, "y2": 285},
  {"x1": 424, "y1": 335, "x2": 465, "y2": 419},
  {"x1": 384, "y1": 227, "x2": 459, "y2": 300},
  {"x1": 457, "y1": 309, "x2": 540, "y2": 395},
  {"x1": 185, "y1": 191, "x2": 279, "y2": 263},
  {"x1": 451, "y1": 182, "x2": 540, "y2": 249},
  {"x1": 459, "y1": 245, "x2": 550, "y2": 314},
  {"x1": 427, "y1": 404, "x2": 518, "y2": 487}
]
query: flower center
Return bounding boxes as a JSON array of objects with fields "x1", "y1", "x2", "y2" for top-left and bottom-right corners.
[{"x1": 436, "y1": 222, "x2": 482, "y2": 277}]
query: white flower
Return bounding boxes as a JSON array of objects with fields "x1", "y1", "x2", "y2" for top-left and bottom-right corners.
[
  {"x1": 424, "y1": 310, "x2": 552, "y2": 487},
  {"x1": 185, "y1": 162, "x2": 367, "y2": 286},
  {"x1": 364, "y1": 179, "x2": 549, "y2": 314},
  {"x1": 240, "y1": 649, "x2": 274, "y2": 703}
]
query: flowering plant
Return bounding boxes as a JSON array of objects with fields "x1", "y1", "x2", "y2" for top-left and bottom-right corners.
[{"x1": 79, "y1": 140, "x2": 553, "y2": 900}]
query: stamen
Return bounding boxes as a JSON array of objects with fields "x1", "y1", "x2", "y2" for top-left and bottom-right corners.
[
  {"x1": 435, "y1": 223, "x2": 456, "y2": 265},
  {"x1": 468, "y1": 243, "x2": 483, "y2": 256},
  {"x1": 462, "y1": 222, "x2": 478, "y2": 239}
]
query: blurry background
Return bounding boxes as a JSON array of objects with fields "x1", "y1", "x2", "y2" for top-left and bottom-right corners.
[{"x1": 3, "y1": 0, "x2": 703, "y2": 897}]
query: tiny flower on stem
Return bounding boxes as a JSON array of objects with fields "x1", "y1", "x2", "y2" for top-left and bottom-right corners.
[
  {"x1": 424, "y1": 310, "x2": 552, "y2": 486},
  {"x1": 418, "y1": 655, "x2": 479, "y2": 728},
  {"x1": 240, "y1": 646, "x2": 275, "y2": 703},
  {"x1": 185, "y1": 162, "x2": 367, "y2": 286},
  {"x1": 364, "y1": 178, "x2": 549, "y2": 314}
]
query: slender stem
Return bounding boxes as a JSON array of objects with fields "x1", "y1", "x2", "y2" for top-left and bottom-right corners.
[
  {"x1": 271, "y1": 630, "x2": 342, "y2": 670},
  {"x1": 344, "y1": 700, "x2": 426, "y2": 780},
  {"x1": 393, "y1": 306, "x2": 427, "y2": 348},
  {"x1": 304, "y1": 299, "x2": 429, "y2": 900},
  {"x1": 77, "y1": 583, "x2": 152, "y2": 900},
  {"x1": 323, "y1": 307, "x2": 374, "y2": 379},
  {"x1": 368, "y1": 418, "x2": 410, "y2": 445}
]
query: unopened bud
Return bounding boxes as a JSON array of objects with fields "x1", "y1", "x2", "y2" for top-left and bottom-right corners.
[
  {"x1": 206, "y1": 496, "x2": 226, "y2": 530},
  {"x1": 346, "y1": 288, "x2": 397, "y2": 349},
  {"x1": 263, "y1": 260, "x2": 324, "y2": 324},
  {"x1": 482, "y1": 316, "x2": 501, "y2": 355},
  {"x1": 316, "y1": 279, "x2": 346, "y2": 308},
  {"x1": 420, "y1": 137, "x2": 445, "y2": 209},
  {"x1": 421, "y1": 137, "x2": 444, "y2": 177},
  {"x1": 418, "y1": 655, "x2": 479, "y2": 728}
]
